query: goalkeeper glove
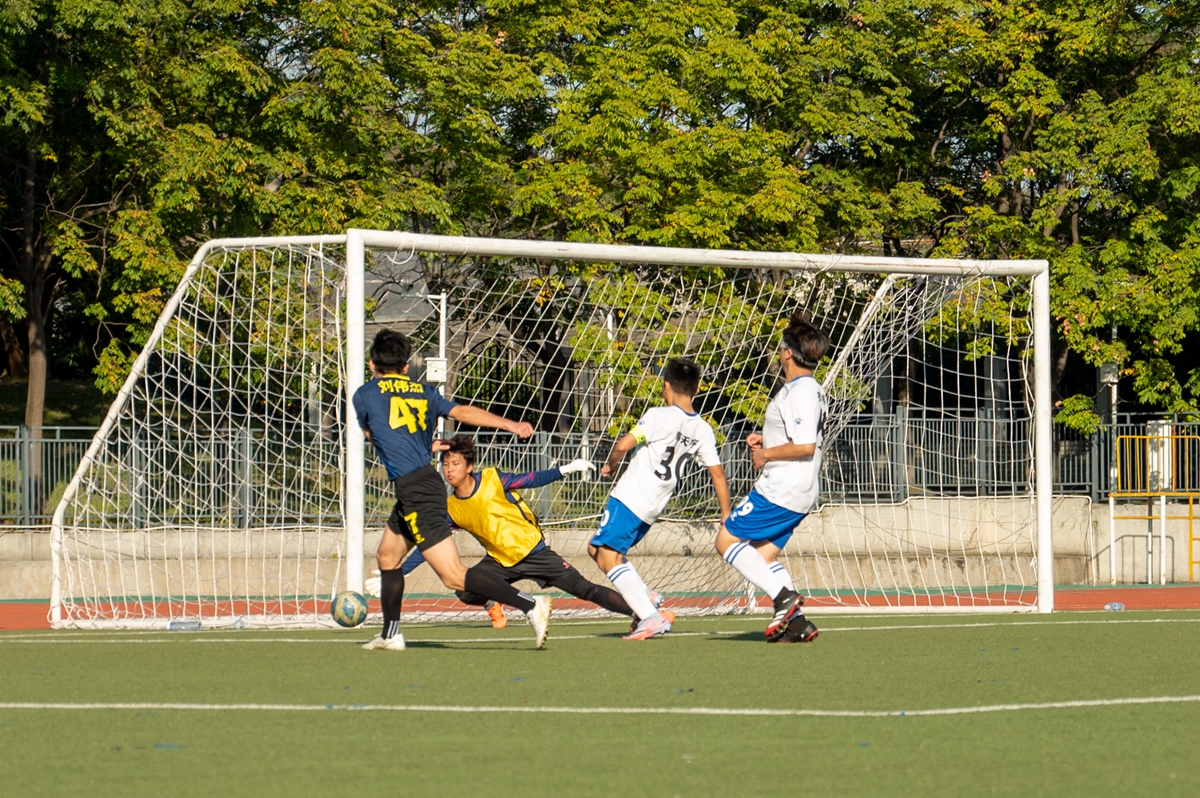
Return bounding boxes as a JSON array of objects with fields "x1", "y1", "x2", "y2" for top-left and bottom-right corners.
[
  {"x1": 559, "y1": 459, "x2": 596, "y2": 476},
  {"x1": 363, "y1": 570, "x2": 381, "y2": 598}
]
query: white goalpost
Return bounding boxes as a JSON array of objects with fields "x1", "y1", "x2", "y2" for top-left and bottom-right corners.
[{"x1": 50, "y1": 230, "x2": 1053, "y2": 628}]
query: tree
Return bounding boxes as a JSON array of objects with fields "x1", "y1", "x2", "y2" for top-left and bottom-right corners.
[{"x1": 3, "y1": 0, "x2": 1198, "y2": 437}]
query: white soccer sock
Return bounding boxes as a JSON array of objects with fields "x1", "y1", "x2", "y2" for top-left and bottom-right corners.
[
  {"x1": 768, "y1": 561, "x2": 795, "y2": 591},
  {"x1": 723, "y1": 542, "x2": 786, "y2": 600},
  {"x1": 606, "y1": 563, "x2": 660, "y2": 621}
]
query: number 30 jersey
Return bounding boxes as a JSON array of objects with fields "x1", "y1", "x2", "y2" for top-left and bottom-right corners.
[
  {"x1": 353, "y1": 374, "x2": 458, "y2": 480},
  {"x1": 610, "y1": 406, "x2": 722, "y2": 524}
]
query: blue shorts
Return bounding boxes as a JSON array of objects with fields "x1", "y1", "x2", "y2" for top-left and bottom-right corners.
[
  {"x1": 590, "y1": 498, "x2": 653, "y2": 555},
  {"x1": 724, "y1": 489, "x2": 806, "y2": 549}
]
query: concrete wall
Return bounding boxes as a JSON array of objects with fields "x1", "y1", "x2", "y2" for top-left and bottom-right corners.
[{"x1": 3, "y1": 496, "x2": 1195, "y2": 600}]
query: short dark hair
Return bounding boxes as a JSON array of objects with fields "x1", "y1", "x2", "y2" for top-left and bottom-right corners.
[
  {"x1": 443, "y1": 434, "x2": 477, "y2": 467},
  {"x1": 781, "y1": 310, "x2": 829, "y2": 369},
  {"x1": 663, "y1": 357, "x2": 701, "y2": 397},
  {"x1": 370, "y1": 329, "x2": 412, "y2": 372}
]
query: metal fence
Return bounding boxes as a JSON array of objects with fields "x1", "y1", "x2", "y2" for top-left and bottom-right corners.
[
  {"x1": 0, "y1": 426, "x2": 99, "y2": 525},
  {"x1": 5, "y1": 415, "x2": 1197, "y2": 526}
]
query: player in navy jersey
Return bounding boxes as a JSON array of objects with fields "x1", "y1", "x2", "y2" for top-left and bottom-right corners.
[{"x1": 353, "y1": 329, "x2": 552, "y2": 650}]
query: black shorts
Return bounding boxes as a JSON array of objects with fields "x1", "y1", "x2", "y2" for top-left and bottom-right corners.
[
  {"x1": 470, "y1": 545, "x2": 578, "y2": 591},
  {"x1": 386, "y1": 464, "x2": 453, "y2": 552}
]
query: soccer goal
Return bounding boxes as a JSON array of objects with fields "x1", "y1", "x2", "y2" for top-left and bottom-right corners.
[{"x1": 50, "y1": 230, "x2": 1052, "y2": 628}]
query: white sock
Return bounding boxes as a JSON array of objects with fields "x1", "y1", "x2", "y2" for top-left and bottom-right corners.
[
  {"x1": 768, "y1": 561, "x2": 795, "y2": 591},
  {"x1": 723, "y1": 542, "x2": 786, "y2": 600},
  {"x1": 606, "y1": 563, "x2": 659, "y2": 621}
]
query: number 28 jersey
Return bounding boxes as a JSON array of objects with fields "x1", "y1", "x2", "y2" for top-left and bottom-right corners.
[
  {"x1": 353, "y1": 374, "x2": 457, "y2": 480},
  {"x1": 610, "y1": 406, "x2": 722, "y2": 524}
]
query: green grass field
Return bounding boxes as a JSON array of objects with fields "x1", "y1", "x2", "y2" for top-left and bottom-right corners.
[{"x1": 2, "y1": 612, "x2": 1198, "y2": 797}]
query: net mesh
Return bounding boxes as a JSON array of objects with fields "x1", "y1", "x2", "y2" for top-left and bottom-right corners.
[{"x1": 55, "y1": 240, "x2": 1038, "y2": 628}]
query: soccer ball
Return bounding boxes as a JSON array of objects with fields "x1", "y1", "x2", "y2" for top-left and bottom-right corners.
[{"x1": 330, "y1": 591, "x2": 369, "y2": 627}]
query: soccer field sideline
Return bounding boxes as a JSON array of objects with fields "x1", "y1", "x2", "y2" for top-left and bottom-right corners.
[{"x1": 4, "y1": 693, "x2": 1200, "y2": 718}]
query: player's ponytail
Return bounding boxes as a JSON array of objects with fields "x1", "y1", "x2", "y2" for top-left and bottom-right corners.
[{"x1": 782, "y1": 310, "x2": 829, "y2": 370}]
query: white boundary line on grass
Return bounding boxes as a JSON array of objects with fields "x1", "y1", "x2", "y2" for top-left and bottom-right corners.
[
  {"x1": 2, "y1": 615, "x2": 1199, "y2": 644},
  {"x1": 2, "y1": 695, "x2": 1199, "y2": 718}
]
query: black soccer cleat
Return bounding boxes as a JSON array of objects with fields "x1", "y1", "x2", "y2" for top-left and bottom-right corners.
[
  {"x1": 765, "y1": 588, "x2": 805, "y2": 640},
  {"x1": 769, "y1": 616, "x2": 819, "y2": 644}
]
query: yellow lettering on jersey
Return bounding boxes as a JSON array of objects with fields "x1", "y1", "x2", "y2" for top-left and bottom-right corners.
[
  {"x1": 388, "y1": 397, "x2": 429, "y2": 433},
  {"x1": 377, "y1": 377, "x2": 423, "y2": 394},
  {"x1": 405, "y1": 511, "x2": 422, "y2": 543}
]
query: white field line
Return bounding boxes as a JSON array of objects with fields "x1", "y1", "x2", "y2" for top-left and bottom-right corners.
[
  {"x1": 1, "y1": 695, "x2": 1199, "y2": 718},
  {"x1": 2, "y1": 615, "x2": 1199, "y2": 645}
]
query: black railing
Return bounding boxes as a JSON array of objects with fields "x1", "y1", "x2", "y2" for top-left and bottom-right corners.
[{"x1": 6, "y1": 414, "x2": 1197, "y2": 526}]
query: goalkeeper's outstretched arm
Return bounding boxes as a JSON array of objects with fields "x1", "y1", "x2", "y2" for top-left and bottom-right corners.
[{"x1": 499, "y1": 460, "x2": 595, "y2": 492}]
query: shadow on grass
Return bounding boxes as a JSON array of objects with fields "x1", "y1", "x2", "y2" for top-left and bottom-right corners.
[
  {"x1": 707, "y1": 630, "x2": 768, "y2": 642},
  {"x1": 403, "y1": 641, "x2": 554, "y2": 652}
]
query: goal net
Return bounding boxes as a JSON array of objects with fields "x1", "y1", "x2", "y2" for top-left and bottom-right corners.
[{"x1": 51, "y1": 232, "x2": 1051, "y2": 628}]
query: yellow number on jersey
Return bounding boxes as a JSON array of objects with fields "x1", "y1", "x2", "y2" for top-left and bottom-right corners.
[{"x1": 389, "y1": 397, "x2": 429, "y2": 433}]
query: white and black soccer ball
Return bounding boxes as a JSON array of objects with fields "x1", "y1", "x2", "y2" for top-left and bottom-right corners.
[{"x1": 330, "y1": 591, "x2": 368, "y2": 627}]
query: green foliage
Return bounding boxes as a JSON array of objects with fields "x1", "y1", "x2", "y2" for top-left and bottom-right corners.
[
  {"x1": 1054, "y1": 394, "x2": 1102, "y2": 436},
  {"x1": 1, "y1": 0, "x2": 1197, "y2": 420},
  {"x1": 926, "y1": 279, "x2": 1032, "y2": 361}
]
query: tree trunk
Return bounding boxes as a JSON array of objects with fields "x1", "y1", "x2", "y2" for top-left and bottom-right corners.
[
  {"x1": 0, "y1": 318, "x2": 28, "y2": 378},
  {"x1": 20, "y1": 147, "x2": 47, "y2": 515},
  {"x1": 25, "y1": 301, "x2": 48, "y2": 428},
  {"x1": 21, "y1": 147, "x2": 49, "y2": 429}
]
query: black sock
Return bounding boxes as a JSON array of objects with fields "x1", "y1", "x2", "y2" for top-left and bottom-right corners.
[
  {"x1": 380, "y1": 567, "x2": 404, "y2": 638},
  {"x1": 463, "y1": 567, "x2": 536, "y2": 613},
  {"x1": 588, "y1": 585, "x2": 633, "y2": 616},
  {"x1": 557, "y1": 572, "x2": 633, "y2": 616},
  {"x1": 454, "y1": 589, "x2": 488, "y2": 606}
]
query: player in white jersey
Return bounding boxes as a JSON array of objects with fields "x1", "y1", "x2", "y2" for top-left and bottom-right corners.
[
  {"x1": 719, "y1": 311, "x2": 829, "y2": 643},
  {"x1": 591, "y1": 358, "x2": 732, "y2": 640}
]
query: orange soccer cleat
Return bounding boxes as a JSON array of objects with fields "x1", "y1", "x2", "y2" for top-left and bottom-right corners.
[{"x1": 486, "y1": 601, "x2": 508, "y2": 629}]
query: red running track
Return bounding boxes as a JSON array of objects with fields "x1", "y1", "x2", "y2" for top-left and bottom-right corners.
[{"x1": 4, "y1": 586, "x2": 1199, "y2": 630}]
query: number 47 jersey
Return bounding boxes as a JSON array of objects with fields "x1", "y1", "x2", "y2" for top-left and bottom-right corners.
[
  {"x1": 610, "y1": 406, "x2": 722, "y2": 525},
  {"x1": 353, "y1": 374, "x2": 458, "y2": 480}
]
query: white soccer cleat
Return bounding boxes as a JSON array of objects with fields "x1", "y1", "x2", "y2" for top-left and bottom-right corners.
[
  {"x1": 623, "y1": 613, "x2": 672, "y2": 641},
  {"x1": 526, "y1": 595, "x2": 552, "y2": 649},
  {"x1": 362, "y1": 634, "x2": 406, "y2": 651}
]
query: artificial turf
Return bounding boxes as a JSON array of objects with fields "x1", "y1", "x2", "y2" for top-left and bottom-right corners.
[{"x1": 1, "y1": 612, "x2": 1198, "y2": 797}]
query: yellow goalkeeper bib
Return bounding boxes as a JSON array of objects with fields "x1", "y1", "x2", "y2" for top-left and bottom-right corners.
[{"x1": 447, "y1": 467, "x2": 542, "y2": 567}]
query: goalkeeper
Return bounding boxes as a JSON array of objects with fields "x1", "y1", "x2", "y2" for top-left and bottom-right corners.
[{"x1": 436, "y1": 434, "x2": 636, "y2": 623}]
